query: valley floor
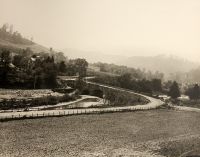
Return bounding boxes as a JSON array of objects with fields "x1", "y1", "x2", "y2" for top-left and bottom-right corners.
[{"x1": 0, "y1": 109, "x2": 200, "y2": 157}]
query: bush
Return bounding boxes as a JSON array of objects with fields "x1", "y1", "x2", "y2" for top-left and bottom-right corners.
[
  {"x1": 59, "y1": 94, "x2": 71, "y2": 102},
  {"x1": 103, "y1": 88, "x2": 149, "y2": 106},
  {"x1": 0, "y1": 92, "x2": 80, "y2": 110}
]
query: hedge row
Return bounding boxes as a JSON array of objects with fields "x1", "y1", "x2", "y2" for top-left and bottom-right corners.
[{"x1": 0, "y1": 92, "x2": 80, "y2": 110}]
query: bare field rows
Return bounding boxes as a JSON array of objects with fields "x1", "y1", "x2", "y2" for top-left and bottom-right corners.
[
  {"x1": 0, "y1": 89, "x2": 64, "y2": 100},
  {"x1": 0, "y1": 110, "x2": 200, "y2": 157}
]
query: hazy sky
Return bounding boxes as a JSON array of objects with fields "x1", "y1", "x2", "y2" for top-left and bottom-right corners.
[{"x1": 1, "y1": 0, "x2": 200, "y2": 61}]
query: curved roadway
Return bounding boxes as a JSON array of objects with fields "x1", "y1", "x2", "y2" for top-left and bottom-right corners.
[{"x1": 0, "y1": 81, "x2": 164, "y2": 119}]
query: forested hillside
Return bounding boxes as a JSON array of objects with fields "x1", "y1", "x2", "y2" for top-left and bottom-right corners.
[
  {"x1": 0, "y1": 23, "x2": 50, "y2": 54},
  {"x1": 90, "y1": 62, "x2": 164, "y2": 80},
  {"x1": 117, "y1": 55, "x2": 199, "y2": 76},
  {"x1": 0, "y1": 24, "x2": 89, "y2": 89}
]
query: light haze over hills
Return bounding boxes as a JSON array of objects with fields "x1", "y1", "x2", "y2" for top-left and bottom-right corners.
[
  {"x1": 1, "y1": 0, "x2": 200, "y2": 62},
  {"x1": 63, "y1": 48, "x2": 199, "y2": 75}
]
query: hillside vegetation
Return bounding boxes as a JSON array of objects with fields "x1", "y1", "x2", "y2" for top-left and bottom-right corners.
[
  {"x1": 0, "y1": 24, "x2": 90, "y2": 89},
  {"x1": 0, "y1": 23, "x2": 50, "y2": 53},
  {"x1": 117, "y1": 55, "x2": 199, "y2": 76},
  {"x1": 63, "y1": 48, "x2": 199, "y2": 80}
]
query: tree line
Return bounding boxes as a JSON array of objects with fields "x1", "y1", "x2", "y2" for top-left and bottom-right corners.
[
  {"x1": 91, "y1": 71, "x2": 184, "y2": 100},
  {"x1": 92, "y1": 73, "x2": 162, "y2": 95},
  {"x1": 91, "y1": 62, "x2": 164, "y2": 80},
  {"x1": 185, "y1": 84, "x2": 200, "y2": 100},
  {"x1": 0, "y1": 48, "x2": 88, "y2": 89}
]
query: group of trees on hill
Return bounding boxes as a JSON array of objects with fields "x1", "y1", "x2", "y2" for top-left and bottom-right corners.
[
  {"x1": 0, "y1": 48, "x2": 88, "y2": 89},
  {"x1": 92, "y1": 62, "x2": 164, "y2": 80},
  {"x1": 166, "y1": 81, "x2": 200, "y2": 100},
  {"x1": 92, "y1": 71, "x2": 183, "y2": 99},
  {"x1": 168, "y1": 81, "x2": 180, "y2": 99},
  {"x1": 185, "y1": 84, "x2": 200, "y2": 100},
  {"x1": 64, "y1": 59, "x2": 88, "y2": 77},
  {"x1": 90, "y1": 62, "x2": 189, "y2": 100},
  {"x1": 0, "y1": 23, "x2": 33, "y2": 45},
  {"x1": 92, "y1": 73, "x2": 163, "y2": 95},
  {"x1": 0, "y1": 48, "x2": 57, "y2": 88}
]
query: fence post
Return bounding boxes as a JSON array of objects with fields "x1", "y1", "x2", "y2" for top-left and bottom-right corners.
[
  {"x1": 19, "y1": 114, "x2": 20, "y2": 118},
  {"x1": 64, "y1": 111, "x2": 65, "y2": 115}
]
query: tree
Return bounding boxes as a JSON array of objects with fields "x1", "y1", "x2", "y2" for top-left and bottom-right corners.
[
  {"x1": 185, "y1": 84, "x2": 200, "y2": 100},
  {"x1": 12, "y1": 55, "x2": 23, "y2": 67},
  {"x1": 46, "y1": 57, "x2": 57, "y2": 87},
  {"x1": 151, "y1": 79, "x2": 162, "y2": 92},
  {"x1": 168, "y1": 81, "x2": 180, "y2": 99},
  {"x1": 66, "y1": 61, "x2": 76, "y2": 76},
  {"x1": 59, "y1": 61, "x2": 66, "y2": 73},
  {"x1": 74, "y1": 58, "x2": 88, "y2": 78},
  {"x1": 0, "y1": 49, "x2": 11, "y2": 83},
  {"x1": 31, "y1": 56, "x2": 57, "y2": 89},
  {"x1": 32, "y1": 67, "x2": 43, "y2": 89},
  {"x1": 138, "y1": 79, "x2": 152, "y2": 94},
  {"x1": 117, "y1": 73, "x2": 132, "y2": 89}
]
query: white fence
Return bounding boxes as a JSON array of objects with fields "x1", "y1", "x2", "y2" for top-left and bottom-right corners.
[{"x1": 0, "y1": 104, "x2": 162, "y2": 121}]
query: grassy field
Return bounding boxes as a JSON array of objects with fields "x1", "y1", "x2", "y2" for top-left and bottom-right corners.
[{"x1": 0, "y1": 109, "x2": 200, "y2": 157}]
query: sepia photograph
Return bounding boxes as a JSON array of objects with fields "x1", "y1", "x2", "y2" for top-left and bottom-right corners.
[{"x1": 0, "y1": 0, "x2": 200, "y2": 156}]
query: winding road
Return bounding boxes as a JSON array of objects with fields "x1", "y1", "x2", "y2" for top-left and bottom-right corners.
[{"x1": 0, "y1": 81, "x2": 164, "y2": 120}]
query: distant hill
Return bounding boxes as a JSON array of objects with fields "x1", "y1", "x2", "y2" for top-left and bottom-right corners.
[
  {"x1": 63, "y1": 48, "x2": 199, "y2": 76},
  {"x1": 0, "y1": 38, "x2": 50, "y2": 53},
  {"x1": 117, "y1": 55, "x2": 199, "y2": 75},
  {"x1": 62, "y1": 48, "x2": 126, "y2": 63},
  {"x1": 0, "y1": 23, "x2": 50, "y2": 53}
]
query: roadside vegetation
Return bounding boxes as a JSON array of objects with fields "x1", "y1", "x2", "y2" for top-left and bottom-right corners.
[
  {"x1": 0, "y1": 89, "x2": 80, "y2": 110},
  {"x1": 175, "y1": 84, "x2": 200, "y2": 109},
  {"x1": 91, "y1": 72, "x2": 163, "y2": 95}
]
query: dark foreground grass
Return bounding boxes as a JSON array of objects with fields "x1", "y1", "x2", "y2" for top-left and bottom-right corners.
[{"x1": 0, "y1": 109, "x2": 200, "y2": 157}]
